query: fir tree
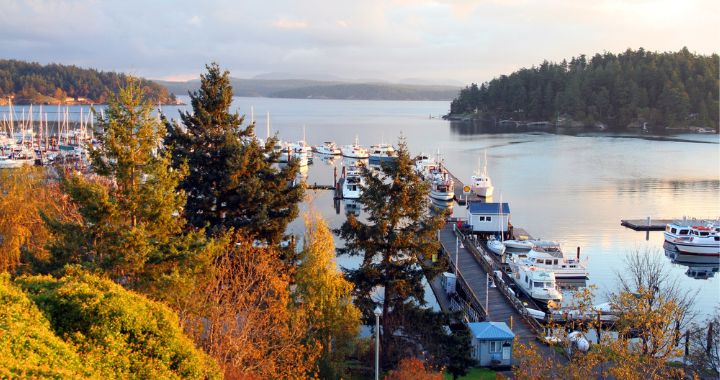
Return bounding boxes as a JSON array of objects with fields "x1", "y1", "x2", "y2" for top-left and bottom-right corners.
[
  {"x1": 336, "y1": 139, "x2": 451, "y2": 368},
  {"x1": 43, "y1": 78, "x2": 206, "y2": 293},
  {"x1": 164, "y1": 63, "x2": 303, "y2": 244}
]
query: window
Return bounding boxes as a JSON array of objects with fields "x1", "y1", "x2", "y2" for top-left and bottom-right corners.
[
  {"x1": 479, "y1": 216, "x2": 485, "y2": 221},
  {"x1": 680, "y1": 229, "x2": 689, "y2": 235},
  {"x1": 671, "y1": 228, "x2": 677, "y2": 233},
  {"x1": 487, "y1": 216, "x2": 492, "y2": 222},
  {"x1": 553, "y1": 259, "x2": 558, "y2": 265},
  {"x1": 490, "y1": 341, "x2": 502, "y2": 353},
  {"x1": 534, "y1": 281, "x2": 543, "y2": 288},
  {"x1": 545, "y1": 260, "x2": 553, "y2": 265}
]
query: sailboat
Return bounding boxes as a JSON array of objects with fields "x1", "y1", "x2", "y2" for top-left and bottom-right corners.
[
  {"x1": 471, "y1": 150, "x2": 494, "y2": 197},
  {"x1": 487, "y1": 194, "x2": 506, "y2": 256}
]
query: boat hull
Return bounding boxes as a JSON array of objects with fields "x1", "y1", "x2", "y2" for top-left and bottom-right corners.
[
  {"x1": 504, "y1": 240, "x2": 534, "y2": 250},
  {"x1": 368, "y1": 155, "x2": 397, "y2": 163},
  {"x1": 429, "y1": 190, "x2": 454, "y2": 201},
  {"x1": 487, "y1": 240, "x2": 506, "y2": 256},
  {"x1": 673, "y1": 241, "x2": 720, "y2": 256},
  {"x1": 473, "y1": 185, "x2": 494, "y2": 197}
]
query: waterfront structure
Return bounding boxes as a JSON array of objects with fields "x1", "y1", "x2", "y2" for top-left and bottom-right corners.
[
  {"x1": 466, "y1": 201, "x2": 510, "y2": 234},
  {"x1": 467, "y1": 322, "x2": 514, "y2": 367}
]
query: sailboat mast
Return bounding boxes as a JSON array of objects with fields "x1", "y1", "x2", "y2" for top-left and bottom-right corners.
[{"x1": 266, "y1": 112, "x2": 270, "y2": 139}]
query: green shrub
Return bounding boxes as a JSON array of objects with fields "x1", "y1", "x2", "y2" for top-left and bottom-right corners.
[{"x1": 1, "y1": 269, "x2": 220, "y2": 379}]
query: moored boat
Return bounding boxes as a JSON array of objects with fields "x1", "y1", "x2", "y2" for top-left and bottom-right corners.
[
  {"x1": 342, "y1": 165, "x2": 363, "y2": 199},
  {"x1": 313, "y1": 141, "x2": 341, "y2": 155},
  {"x1": 429, "y1": 170, "x2": 454, "y2": 201},
  {"x1": 508, "y1": 263, "x2": 563, "y2": 305},
  {"x1": 368, "y1": 143, "x2": 397, "y2": 163},
  {"x1": 471, "y1": 150, "x2": 494, "y2": 197},
  {"x1": 341, "y1": 136, "x2": 369, "y2": 159},
  {"x1": 673, "y1": 226, "x2": 720, "y2": 257}
]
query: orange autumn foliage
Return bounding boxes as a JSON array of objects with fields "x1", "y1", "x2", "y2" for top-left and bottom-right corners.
[{"x1": 384, "y1": 358, "x2": 443, "y2": 380}]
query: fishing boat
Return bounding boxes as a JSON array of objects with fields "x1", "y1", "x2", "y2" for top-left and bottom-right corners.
[
  {"x1": 414, "y1": 153, "x2": 439, "y2": 180},
  {"x1": 341, "y1": 136, "x2": 369, "y2": 159},
  {"x1": 471, "y1": 151, "x2": 494, "y2": 197},
  {"x1": 508, "y1": 263, "x2": 563, "y2": 305},
  {"x1": 673, "y1": 226, "x2": 720, "y2": 257},
  {"x1": 368, "y1": 143, "x2": 397, "y2": 163},
  {"x1": 342, "y1": 165, "x2": 363, "y2": 199},
  {"x1": 429, "y1": 170, "x2": 454, "y2": 201},
  {"x1": 313, "y1": 141, "x2": 341, "y2": 155}
]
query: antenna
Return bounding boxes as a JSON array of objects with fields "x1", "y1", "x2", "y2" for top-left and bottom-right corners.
[
  {"x1": 250, "y1": 106, "x2": 254, "y2": 124},
  {"x1": 266, "y1": 112, "x2": 270, "y2": 139}
]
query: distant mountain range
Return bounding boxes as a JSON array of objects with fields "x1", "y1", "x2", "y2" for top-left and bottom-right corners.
[{"x1": 154, "y1": 77, "x2": 461, "y2": 101}]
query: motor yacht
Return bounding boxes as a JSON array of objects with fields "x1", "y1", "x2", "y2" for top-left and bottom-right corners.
[
  {"x1": 516, "y1": 246, "x2": 589, "y2": 279},
  {"x1": 673, "y1": 226, "x2": 720, "y2": 257},
  {"x1": 313, "y1": 141, "x2": 341, "y2": 156},
  {"x1": 509, "y1": 263, "x2": 563, "y2": 305},
  {"x1": 368, "y1": 143, "x2": 397, "y2": 163},
  {"x1": 487, "y1": 235, "x2": 506, "y2": 256},
  {"x1": 342, "y1": 165, "x2": 363, "y2": 199},
  {"x1": 341, "y1": 136, "x2": 369, "y2": 159}
]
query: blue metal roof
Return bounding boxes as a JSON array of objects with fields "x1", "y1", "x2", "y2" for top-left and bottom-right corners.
[
  {"x1": 468, "y1": 322, "x2": 515, "y2": 340},
  {"x1": 467, "y1": 201, "x2": 510, "y2": 215}
]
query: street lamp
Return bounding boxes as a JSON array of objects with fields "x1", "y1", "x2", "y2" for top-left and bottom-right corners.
[{"x1": 374, "y1": 306, "x2": 382, "y2": 380}]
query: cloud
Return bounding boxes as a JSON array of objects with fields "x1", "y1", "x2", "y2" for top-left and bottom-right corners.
[
  {"x1": 272, "y1": 17, "x2": 308, "y2": 29},
  {"x1": 187, "y1": 15, "x2": 202, "y2": 26}
]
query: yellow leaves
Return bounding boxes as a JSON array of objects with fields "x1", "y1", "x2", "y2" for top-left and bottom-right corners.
[
  {"x1": 0, "y1": 166, "x2": 79, "y2": 272},
  {"x1": 384, "y1": 358, "x2": 443, "y2": 380}
]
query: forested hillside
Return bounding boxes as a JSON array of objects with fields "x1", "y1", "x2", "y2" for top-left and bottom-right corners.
[
  {"x1": 449, "y1": 48, "x2": 719, "y2": 130},
  {"x1": 0, "y1": 59, "x2": 177, "y2": 104}
]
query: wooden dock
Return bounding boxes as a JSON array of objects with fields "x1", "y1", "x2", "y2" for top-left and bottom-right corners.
[
  {"x1": 621, "y1": 218, "x2": 673, "y2": 231},
  {"x1": 439, "y1": 223, "x2": 540, "y2": 343},
  {"x1": 445, "y1": 169, "x2": 483, "y2": 205}
]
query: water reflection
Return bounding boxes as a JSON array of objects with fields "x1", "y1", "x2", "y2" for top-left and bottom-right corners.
[
  {"x1": 663, "y1": 241, "x2": 719, "y2": 279},
  {"x1": 343, "y1": 199, "x2": 361, "y2": 217}
]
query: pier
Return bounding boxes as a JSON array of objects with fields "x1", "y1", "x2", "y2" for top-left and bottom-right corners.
[
  {"x1": 437, "y1": 222, "x2": 542, "y2": 344},
  {"x1": 445, "y1": 167, "x2": 483, "y2": 205},
  {"x1": 620, "y1": 218, "x2": 672, "y2": 231}
]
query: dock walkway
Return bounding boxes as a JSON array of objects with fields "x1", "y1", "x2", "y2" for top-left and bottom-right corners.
[
  {"x1": 445, "y1": 168, "x2": 482, "y2": 205},
  {"x1": 439, "y1": 223, "x2": 538, "y2": 343},
  {"x1": 621, "y1": 218, "x2": 673, "y2": 231}
]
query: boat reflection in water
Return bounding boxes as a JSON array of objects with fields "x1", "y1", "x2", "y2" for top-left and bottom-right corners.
[
  {"x1": 664, "y1": 241, "x2": 719, "y2": 279},
  {"x1": 343, "y1": 199, "x2": 361, "y2": 217}
]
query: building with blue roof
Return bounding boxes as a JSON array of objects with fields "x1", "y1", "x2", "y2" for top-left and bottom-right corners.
[
  {"x1": 466, "y1": 201, "x2": 510, "y2": 234},
  {"x1": 467, "y1": 321, "x2": 515, "y2": 367}
]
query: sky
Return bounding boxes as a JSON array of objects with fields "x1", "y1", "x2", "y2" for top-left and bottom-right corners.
[{"x1": 2, "y1": 0, "x2": 718, "y2": 84}]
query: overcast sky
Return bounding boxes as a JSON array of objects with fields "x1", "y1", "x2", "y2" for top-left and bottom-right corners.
[{"x1": 2, "y1": 0, "x2": 718, "y2": 84}]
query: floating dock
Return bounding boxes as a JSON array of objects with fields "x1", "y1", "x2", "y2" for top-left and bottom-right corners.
[
  {"x1": 444, "y1": 168, "x2": 484, "y2": 205},
  {"x1": 620, "y1": 218, "x2": 673, "y2": 231}
]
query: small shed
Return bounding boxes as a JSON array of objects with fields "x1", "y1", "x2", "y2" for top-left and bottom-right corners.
[
  {"x1": 467, "y1": 321, "x2": 515, "y2": 367},
  {"x1": 466, "y1": 202, "x2": 510, "y2": 233}
]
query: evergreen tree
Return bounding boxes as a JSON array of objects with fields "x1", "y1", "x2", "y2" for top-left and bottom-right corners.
[
  {"x1": 164, "y1": 63, "x2": 303, "y2": 244},
  {"x1": 337, "y1": 139, "x2": 450, "y2": 368},
  {"x1": 43, "y1": 78, "x2": 204, "y2": 293}
]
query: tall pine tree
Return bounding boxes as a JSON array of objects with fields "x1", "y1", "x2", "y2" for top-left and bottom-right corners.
[
  {"x1": 164, "y1": 63, "x2": 303, "y2": 244},
  {"x1": 337, "y1": 139, "x2": 459, "y2": 369},
  {"x1": 44, "y1": 78, "x2": 206, "y2": 293}
]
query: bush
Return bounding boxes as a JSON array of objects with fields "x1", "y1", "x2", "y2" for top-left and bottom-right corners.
[{"x1": 1, "y1": 269, "x2": 220, "y2": 379}]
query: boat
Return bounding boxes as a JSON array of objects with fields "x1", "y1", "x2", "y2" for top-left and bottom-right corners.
[
  {"x1": 673, "y1": 226, "x2": 720, "y2": 257},
  {"x1": 514, "y1": 246, "x2": 589, "y2": 279},
  {"x1": 291, "y1": 140, "x2": 313, "y2": 162},
  {"x1": 0, "y1": 154, "x2": 34, "y2": 168},
  {"x1": 508, "y1": 263, "x2": 563, "y2": 305},
  {"x1": 471, "y1": 151, "x2": 494, "y2": 197},
  {"x1": 487, "y1": 197, "x2": 507, "y2": 256},
  {"x1": 503, "y1": 239, "x2": 534, "y2": 250},
  {"x1": 487, "y1": 236, "x2": 506, "y2": 256},
  {"x1": 368, "y1": 143, "x2": 397, "y2": 163},
  {"x1": 341, "y1": 136, "x2": 369, "y2": 159},
  {"x1": 414, "y1": 153, "x2": 439, "y2": 180},
  {"x1": 313, "y1": 141, "x2": 341, "y2": 156},
  {"x1": 342, "y1": 165, "x2": 363, "y2": 199},
  {"x1": 429, "y1": 170, "x2": 454, "y2": 201}
]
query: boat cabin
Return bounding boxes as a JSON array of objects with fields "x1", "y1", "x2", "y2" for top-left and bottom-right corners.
[
  {"x1": 467, "y1": 322, "x2": 514, "y2": 367},
  {"x1": 466, "y1": 201, "x2": 510, "y2": 233}
]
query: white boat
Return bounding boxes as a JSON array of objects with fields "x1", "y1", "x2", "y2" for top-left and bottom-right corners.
[
  {"x1": 508, "y1": 263, "x2": 563, "y2": 305},
  {"x1": 471, "y1": 151, "x2": 494, "y2": 197},
  {"x1": 313, "y1": 141, "x2": 341, "y2": 156},
  {"x1": 665, "y1": 219, "x2": 720, "y2": 243},
  {"x1": 0, "y1": 155, "x2": 34, "y2": 168},
  {"x1": 273, "y1": 141, "x2": 308, "y2": 166},
  {"x1": 487, "y1": 236, "x2": 506, "y2": 256},
  {"x1": 342, "y1": 165, "x2": 363, "y2": 199},
  {"x1": 368, "y1": 143, "x2": 397, "y2": 163},
  {"x1": 290, "y1": 140, "x2": 313, "y2": 163},
  {"x1": 429, "y1": 170, "x2": 454, "y2": 201},
  {"x1": 504, "y1": 239, "x2": 534, "y2": 250},
  {"x1": 515, "y1": 246, "x2": 589, "y2": 279},
  {"x1": 673, "y1": 226, "x2": 720, "y2": 257},
  {"x1": 341, "y1": 136, "x2": 369, "y2": 159},
  {"x1": 414, "y1": 153, "x2": 439, "y2": 179}
]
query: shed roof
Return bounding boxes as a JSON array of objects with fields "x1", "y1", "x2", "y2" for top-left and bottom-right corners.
[
  {"x1": 467, "y1": 202, "x2": 510, "y2": 215},
  {"x1": 467, "y1": 322, "x2": 515, "y2": 340}
]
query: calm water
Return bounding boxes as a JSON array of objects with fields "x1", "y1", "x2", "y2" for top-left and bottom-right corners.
[{"x1": 3, "y1": 97, "x2": 719, "y2": 316}]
